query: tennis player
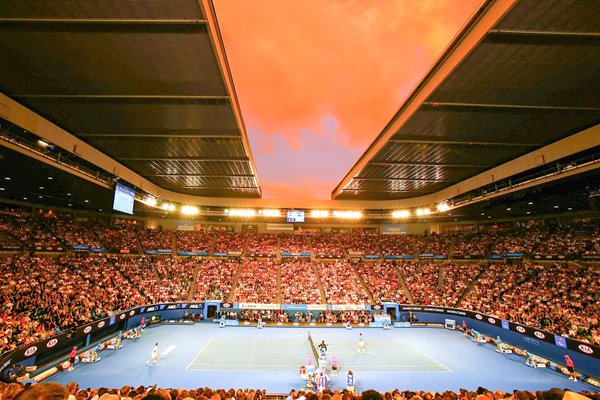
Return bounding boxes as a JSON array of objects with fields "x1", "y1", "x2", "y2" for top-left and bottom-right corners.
[{"x1": 145, "y1": 342, "x2": 160, "y2": 365}]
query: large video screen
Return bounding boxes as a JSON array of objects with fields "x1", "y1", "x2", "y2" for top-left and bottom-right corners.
[
  {"x1": 113, "y1": 182, "x2": 135, "y2": 215},
  {"x1": 286, "y1": 210, "x2": 304, "y2": 223}
]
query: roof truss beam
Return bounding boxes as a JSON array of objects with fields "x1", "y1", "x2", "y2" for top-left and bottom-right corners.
[
  {"x1": 423, "y1": 102, "x2": 600, "y2": 112},
  {"x1": 12, "y1": 95, "x2": 229, "y2": 100},
  {"x1": 389, "y1": 138, "x2": 540, "y2": 147},
  {"x1": 488, "y1": 29, "x2": 600, "y2": 40},
  {"x1": 116, "y1": 157, "x2": 249, "y2": 162},
  {"x1": 0, "y1": 18, "x2": 208, "y2": 25},
  {"x1": 78, "y1": 133, "x2": 240, "y2": 139},
  {"x1": 351, "y1": 177, "x2": 454, "y2": 183},
  {"x1": 162, "y1": 185, "x2": 259, "y2": 190},
  {"x1": 341, "y1": 188, "x2": 438, "y2": 193},
  {"x1": 146, "y1": 173, "x2": 255, "y2": 178},
  {"x1": 368, "y1": 161, "x2": 492, "y2": 168}
]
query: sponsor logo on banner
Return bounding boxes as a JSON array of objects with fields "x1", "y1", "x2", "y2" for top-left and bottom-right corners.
[
  {"x1": 46, "y1": 339, "x2": 58, "y2": 348},
  {"x1": 84, "y1": 326, "x2": 93, "y2": 334},
  {"x1": 129, "y1": 310, "x2": 135, "y2": 316},
  {"x1": 584, "y1": 376, "x2": 600, "y2": 388},
  {"x1": 579, "y1": 344, "x2": 594, "y2": 354},
  {"x1": 516, "y1": 326, "x2": 526, "y2": 333},
  {"x1": 475, "y1": 314, "x2": 483, "y2": 320},
  {"x1": 488, "y1": 317, "x2": 496, "y2": 324},
  {"x1": 24, "y1": 346, "x2": 37, "y2": 357},
  {"x1": 372, "y1": 304, "x2": 382, "y2": 311},
  {"x1": 98, "y1": 321, "x2": 106, "y2": 328},
  {"x1": 119, "y1": 314, "x2": 126, "y2": 320},
  {"x1": 221, "y1": 303, "x2": 232, "y2": 308},
  {"x1": 189, "y1": 304, "x2": 200, "y2": 309},
  {"x1": 534, "y1": 331, "x2": 546, "y2": 339},
  {"x1": 167, "y1": 305, "x2": 178, "y2": 310}
]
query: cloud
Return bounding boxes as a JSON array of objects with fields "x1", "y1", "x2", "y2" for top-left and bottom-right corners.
[
  {"x1": 214, "y1": 0, "x2": 482, "y2": 198},
  {"x1": 249, "y1": 117, "x2": 362, "y2": 198},
  {"x1": 260, "y1": 176, "x2": 336, "y2": 200}
]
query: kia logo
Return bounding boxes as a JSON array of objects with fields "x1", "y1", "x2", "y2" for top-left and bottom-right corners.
[
  {"x1": 488, "y1": 318, "x2": 496, "y2": 324},
  {"x1": 98, "y1": 321, "x2": 106, "y2": 328},
  {"x1": 84, "y1": 326, "x2": 92, "y2": 334},
  {"x1": 475, "y1": 314, "x2": 482, "y2": 320},
  {"x1": 534, "y1": 331, "x2": 546, "y2": 339},
  {"x1": 222, "y1": 303, "x2": 231, "y2": 308},
  {"x1": 373, "y1": 305, "x2": 381, "y2": 310},
  {"x1": 24, "y1": 346, "x2": 37, "y2": 357},
  {"x1": 119, "y1": 314, "x2": 126, "y2": 320},
  {"x1": 129, "y1": 310, "x2": 135, "y2": 316},
  {"x1": 516, "y1": 326, "x2": 526, "y2": 333},
  {"x1": 579, "y1": 344, "x2": 594, "y2": 354},
  {"x1": 46, "y1": 339, "x2": 58, "y2": 348}
]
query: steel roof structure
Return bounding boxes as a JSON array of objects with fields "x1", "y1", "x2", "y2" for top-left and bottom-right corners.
[{"x1": 0, "y1": 0, "x2": 599, "y2": 212}]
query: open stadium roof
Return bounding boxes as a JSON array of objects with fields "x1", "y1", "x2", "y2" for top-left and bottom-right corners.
[
  {"x1": 0, "y1": 0, "x2": 261, "y2": 199},
  {"x1": 332, "y1": 0, "x2": 600, "y2": 201},
  {"x1": 0, "y1": 0, "x2": 599, "y2": 212}
]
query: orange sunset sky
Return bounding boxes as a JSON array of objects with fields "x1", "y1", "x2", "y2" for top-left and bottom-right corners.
[{"x1": 213, "y1": 0, "x2": 483, "y2": 199}]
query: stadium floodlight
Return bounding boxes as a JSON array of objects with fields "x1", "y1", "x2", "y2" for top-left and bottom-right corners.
[
  {"x1": 262, "y1": 209, "x2": 281, "y2": 217},
  {"x1": 143, "y1": 196, "x2": 158, "y2": 207},
  {"x1": 333, "y1": 210, "x2": 362, "y2": 219},
  {"x1": 161, "y1": 203, "x2": 176, "y2": 212},
  {"x1": 392, "y1": 210, "x2": 411, "y2": 219},
  {"x1": 228, "y1": 209, "x2": 256, "y2": 217},
  {"x1": 415, "y1": 208, "x2": 431, "y2": 216},
  {"x1": 181, "y1": 205, "x2": 199, "y2": 216},
  {"x1": 311, "y1": 210, "x2": 330, "y2": 218},
  {"x1": 436, "y1": 203, "x2": 450, "y2": 212}
]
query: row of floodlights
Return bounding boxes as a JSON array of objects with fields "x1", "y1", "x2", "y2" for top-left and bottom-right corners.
[{"x1": 142, "y1": 196, "x2": 451, "y2": 219}]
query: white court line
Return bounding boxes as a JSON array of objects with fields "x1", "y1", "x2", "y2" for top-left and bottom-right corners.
[
  {"x1": 185, "y1": 336, "x2": 215, "y2": 370},
  {"x1": 161, "y1": 345, "x2": 176, "y2": 356},
  {"x1": 187, "y1": 363, "x2": 450, "y2": 370},
  {"x1": 367, "y1": 349, "x2": 387, "y2": 367},
  {"x1": 248, "y1": 339, "x2": 258, "y2": 366},
  {"x1": 402, "y1": 342, "x2": 452, "y2": 372}
]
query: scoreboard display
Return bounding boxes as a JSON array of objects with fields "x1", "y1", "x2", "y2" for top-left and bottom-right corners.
[{"x1": 286, "y1": 210, "x2": 305, "y2": 223}]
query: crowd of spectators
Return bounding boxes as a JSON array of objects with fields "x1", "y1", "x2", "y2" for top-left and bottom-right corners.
[
  {"x1": 342, "y1": 233, "x2": 380, "y2": 257},
  {"x1": 279, "y1": 259, "x2": 322, "y2": 304},
  {"x1": 193, "y1": 259, "x2": 239, "y2": 302},
  {"x1": 452, "y1": 232, "x2": 496, "y2": 259},
  {"x1": 461, "y1": 263, "x2": 531, "y2": 317},
  {"x1": 353, "y1": 260, "x2": 407, "y2": 303},
  {"x1": 317, "y1": 261, "x2": 370, "y2": 304},
  {"x1": 378, "y1": 235, "x2": 415, "y2": 257},
  {"x1": 492, "y1": 263, "x2": 600, "y2": 345},
  {"x1": 246, "y1": 233, "x2": 278, "y2": 258},
  {"x1": 438, "y1": 263, "x2": 483, "y2": 307},
  {"x1": 311, "y1": 234, "x2": 346, "y2": 259},
  {"x1": 213, "y1": 233, "x2": 246, "y2": 255},
  {"x1": 397, "y1": 262, "x2": 440, "y2": 305},
  {"x1": 535, "y1": 222, "x2": 600, "y2": 258},
  {"x1": 317, "y1": 310, "x2": 372, "y2": 324},
  {"x1": 230, "y1": 260, "x2": 278, "y2": 303},
  {"x1": 95, "y1": 224, "x2": 140, "y2": 254},
  {"x1": 239, "y1": 309, "x2": 289, "y2": 323},
  {"x1": 415, "y1": 234, "x2": 450, "y2": 257},
  {"x1": 490, "y1": 227, "x2": 545, "y2": 257},
  {"x1": 280, "y1": 233, "x2": 311, "y2": 254},
  {"x1": 0, "y1": 255, "x2": 146, "y2": 354},
  {"x1": 2, "y1": 379, "x2": 595, "y2": 400},
  {"x1": 176, "y1": 231, "x2": 213, "y2": 254},
  {"x1": 138, "y1": 229, "x2": 173, "y2": 253}
]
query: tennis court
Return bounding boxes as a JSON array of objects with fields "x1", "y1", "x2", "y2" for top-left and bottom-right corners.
[
  {"x1": 48, "y1": 323, "x2": 593, "y2": 393},
  {"x1": 186, "y1": 336, "x2": 448, "y2": 372}
]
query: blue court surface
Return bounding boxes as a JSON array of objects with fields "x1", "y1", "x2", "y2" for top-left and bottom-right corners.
[{"x1": 49, "y1": 324, "x2": 595, "y2": 393}]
